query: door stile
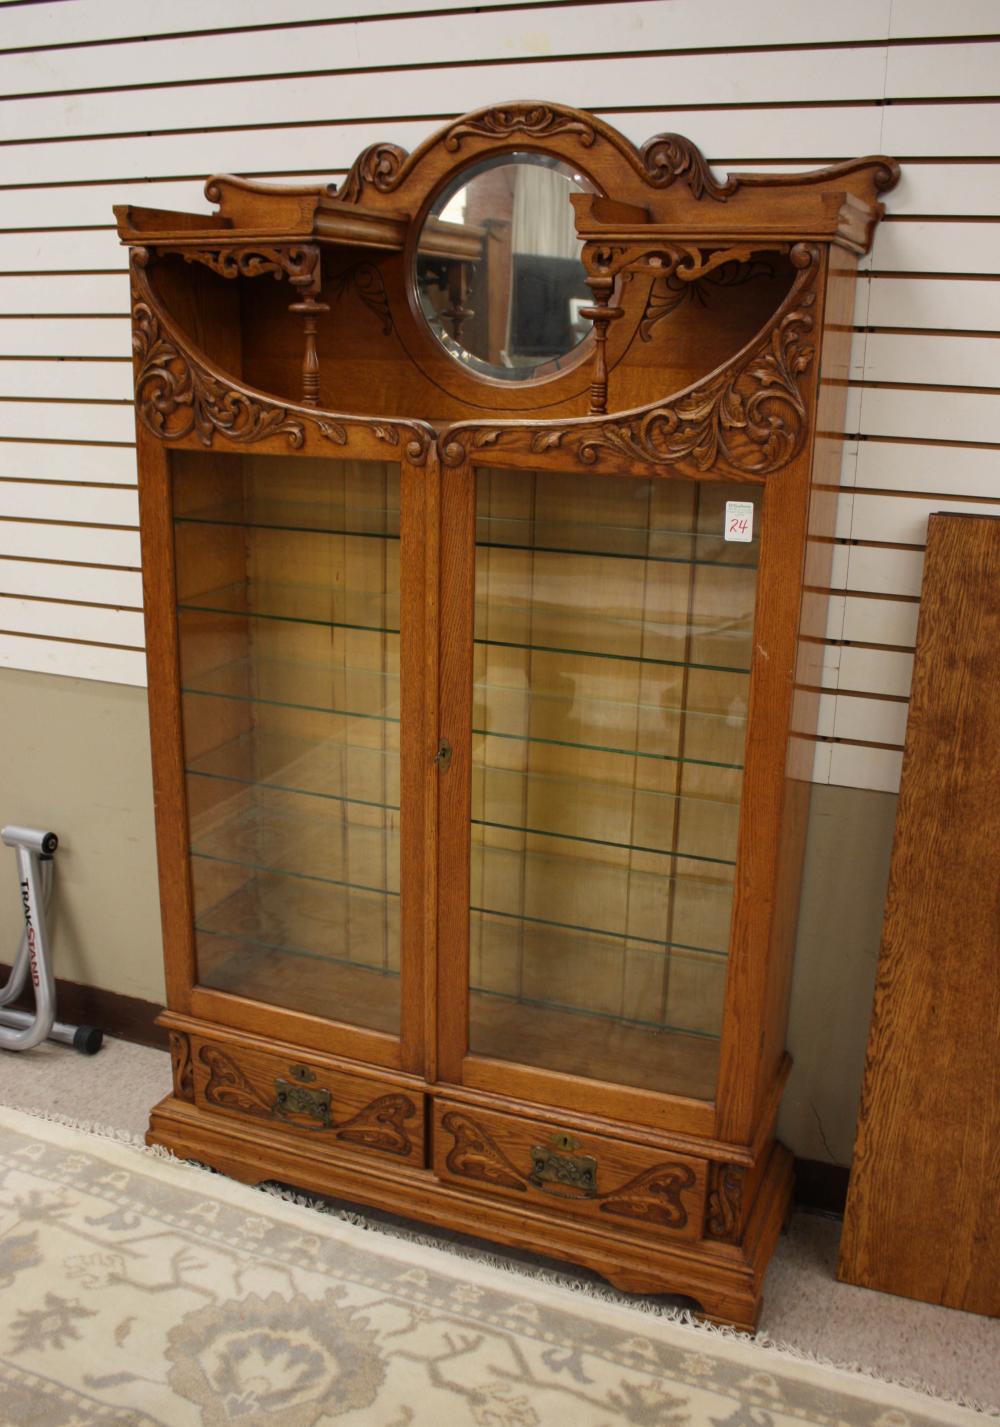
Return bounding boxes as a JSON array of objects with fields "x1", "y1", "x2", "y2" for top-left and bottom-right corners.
[
  {"x1": 399, "y1": 452, "x2": 430, "y2": 1076},
  {"x1": 421, "y1": 447, "x2": 442, "y2": 1084},
  {"x1": 712, "y1": 454, "x2": 815, "y2": 1146},
  {"x1": 436, "y1": 454, "x2": 476, "y2": 1084},
  {"x1": 136, "y1": 424, "x2": 196, "y2": 1012}
]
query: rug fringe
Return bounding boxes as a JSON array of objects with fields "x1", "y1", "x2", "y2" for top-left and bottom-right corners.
[{"x1": 4, "y1": 1100, "x2": 996, "y2": 1418}]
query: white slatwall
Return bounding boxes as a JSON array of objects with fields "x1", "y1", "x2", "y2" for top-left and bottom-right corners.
[{"x1": 2, "y1": 1, "x2": 998, "y2": 794}]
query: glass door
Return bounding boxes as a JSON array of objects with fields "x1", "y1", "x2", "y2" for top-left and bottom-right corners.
[
  {"x1": 448, "y1": 464, "x2": 761, "y2": 1109},
  {"x1": 171, "y1": 452, "x2": 404, "y2": 1043}
]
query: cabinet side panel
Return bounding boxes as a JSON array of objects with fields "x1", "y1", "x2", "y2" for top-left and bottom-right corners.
[
  {"x1": 137, "y1": 428, "x2": 195, "y2": 1010},
  {"x1": 757, "y1": 247, "x2": 860, "y2": 1129},
  {"x1": 714, "y1": 250, "x2": 834, "y2": 1144}
]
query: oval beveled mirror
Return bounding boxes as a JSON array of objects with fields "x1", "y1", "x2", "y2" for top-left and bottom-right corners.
[{"x1": 414, "y1": 154, "x2": 596, "y2": 381}]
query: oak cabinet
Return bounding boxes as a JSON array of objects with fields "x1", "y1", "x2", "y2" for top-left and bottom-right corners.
[{"x1": 116, "y1": 103, "x2": 897, "y2": 1329}]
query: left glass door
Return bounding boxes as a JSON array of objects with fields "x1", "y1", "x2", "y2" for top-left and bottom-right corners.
[{"x1": 171, "y1": 452, "x2": 402, "y2": 1037}]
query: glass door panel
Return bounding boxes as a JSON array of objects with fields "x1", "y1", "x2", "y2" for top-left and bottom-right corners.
[
  {"x1": 173, "y1": 452, "x2": 402, "y2": 1036},
  {"x1": 469, "y1": 467, "x2": 761, "y2": 1098}
]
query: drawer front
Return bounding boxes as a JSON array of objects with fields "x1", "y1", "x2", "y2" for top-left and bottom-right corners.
[
  {"x1": 191, "y1": 1037, "x2": 423, "y2": 1166},
  {"x1": 433, "y1": 1101, "x2": 706, "y2": 1241}
]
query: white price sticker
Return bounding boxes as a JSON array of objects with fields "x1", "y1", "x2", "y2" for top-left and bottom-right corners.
[{"x1": 724, "y1": 500, "x2": 754, "y2": 543}]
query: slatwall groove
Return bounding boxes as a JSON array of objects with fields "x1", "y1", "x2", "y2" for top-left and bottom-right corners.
[{"x1": 0, "y1": 6, "x2": 996, "y2": 786}]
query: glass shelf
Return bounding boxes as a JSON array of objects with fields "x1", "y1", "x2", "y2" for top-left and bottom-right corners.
[
  {"x1": 178, "y1": 581, "x2": 400, "y2": 635},
  {"x1": 177, "y1": 498, "x2": 400, "y2": 540},
  {"x1": 471, "y1": 830, "x2": 735, "y2": 957},
  {"x1": 180, "y1": 652, "x2": 400, "y2": 722},
  {"x1": 471, "y1": 754, "x2": 741, "y2": 864},
  {"x1": 469, "y1": 988, "x2": 721, "y2": 1099},
  {"x1": 476, "y1": 510, "x2": 757, "y2": 567},
  {"x1": 189, "y1": 784, "x2": 400, "y2": 894},
  {"x1": 186, "y1": 726, "x2": 400, "y2": 809}
]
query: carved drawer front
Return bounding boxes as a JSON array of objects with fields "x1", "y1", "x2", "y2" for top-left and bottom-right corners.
[
  {"x1": 191, "y1": 1038, "x2": 423, "y2": 1166},
  {"x1": 433, "y1": 1101, "x2": 706, "y2": 1241}
]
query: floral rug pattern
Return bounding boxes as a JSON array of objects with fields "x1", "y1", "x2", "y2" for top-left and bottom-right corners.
[{"x1": 0, "y1": 1105, "x2": 981, "y2": 1426}]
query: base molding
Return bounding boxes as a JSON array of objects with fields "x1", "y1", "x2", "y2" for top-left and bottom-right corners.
[{"x1": 147, "y1": 1092, "x2": 793, "y2": 1331}]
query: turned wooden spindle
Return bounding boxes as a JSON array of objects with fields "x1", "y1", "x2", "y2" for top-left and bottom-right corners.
[
  {"x1": 288, "y1": 245, "x2": 327, "y2": 408},
  {"x1": 579, "y1": 277, "x2": 624, "y2": 416}
]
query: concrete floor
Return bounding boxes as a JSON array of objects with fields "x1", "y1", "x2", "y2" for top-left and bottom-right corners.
[{"x1": 1, "y1": 1035, "x2": 996, "y2": 1409}]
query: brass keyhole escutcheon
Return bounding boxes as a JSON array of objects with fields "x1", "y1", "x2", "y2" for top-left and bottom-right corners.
[{"x1": 288, "y1": 1063, "x2": 316, "y2": 1083}]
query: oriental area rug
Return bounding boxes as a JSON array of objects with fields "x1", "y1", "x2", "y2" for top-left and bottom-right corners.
[{"x1": 0, "y1": 1104, "x2": 986, "y2": 1427}]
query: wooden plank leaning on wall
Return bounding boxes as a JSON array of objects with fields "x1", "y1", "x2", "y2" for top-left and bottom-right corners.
[{"x1": 838, "y1": 513, "x2": 1000, "y2": 1315}]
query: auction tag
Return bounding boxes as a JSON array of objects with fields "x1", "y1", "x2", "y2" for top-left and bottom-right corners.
[{"x1": 724, "y1": 500, "x2": 754, "y2": 543}]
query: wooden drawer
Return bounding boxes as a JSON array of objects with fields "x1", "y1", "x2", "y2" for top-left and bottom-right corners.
[
  {"x1": 433, "y1": 1101, "x2": 706, "y2": 1241},
  {"x1": 190, "y1": 1036, "x2": 424, "y2": 1167}
]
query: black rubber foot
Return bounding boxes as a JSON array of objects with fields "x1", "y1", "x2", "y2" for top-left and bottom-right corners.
[{"x1": 73, "y1": 1026, "x2": 103, "y2": 1055}]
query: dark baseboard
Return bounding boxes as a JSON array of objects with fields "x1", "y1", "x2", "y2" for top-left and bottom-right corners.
[
  {"x1": 0, "y1": 963, "x2": 168, "y2": 1050},
  {"x1": 1, "y1": 969, "x2": 850, "y2": 1213}
]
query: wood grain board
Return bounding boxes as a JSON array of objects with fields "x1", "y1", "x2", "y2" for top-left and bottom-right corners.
[{"x1": 838, "y1": 513, "x2": 1000, "y2": 1315}]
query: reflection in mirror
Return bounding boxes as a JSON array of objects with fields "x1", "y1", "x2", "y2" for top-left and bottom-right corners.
[{"x1": 415, "y1": 155, "x2": 597, "y2": 382}]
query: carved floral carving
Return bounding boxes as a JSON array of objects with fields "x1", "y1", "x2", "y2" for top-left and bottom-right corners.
[
  {"x1": 198, "y1": 1046, "x2": 416, "y2": 1157},
  {"x1": 439, "y1": 1111, "x2": 698, "y2": 1231},
  {"x1": 443, "y1": 244, "x2": 818, "y2": 478},
  {"x1": 444, "y1": 104, "x2": 597, "y2": 151},
  {"x1": 168, "y1": 1031, "x2": 194, "y2": 1102},
  {"x1": 639, "y1": 258, "x2": 778, "y2": 342}
]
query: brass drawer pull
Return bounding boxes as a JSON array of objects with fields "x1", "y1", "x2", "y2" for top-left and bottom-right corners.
[
  {"x1": 273, "y1": 1077, "x2": 332, "y2": 1128},
  {"x1": 529, "y1": 1132, "x2": 598, "y2": 1198}
]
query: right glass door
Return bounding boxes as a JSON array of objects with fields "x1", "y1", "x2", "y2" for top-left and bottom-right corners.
[{"x1": 467, "y1": 466, "x2": 762, "y2": 1101}]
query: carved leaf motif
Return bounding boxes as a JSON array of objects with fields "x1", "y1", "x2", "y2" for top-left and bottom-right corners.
[
  {"x1": 444, "y1": 105, "x2": 597, "y2": 151},
  {"x1": 373, "y1": 424, "x2": 400, "y2": 446},
  {"x1": 530, "y1": 429, "x2": 567, "y2": 452},
  {"x1": 639, "y1": 133, "x2": 737, "y2": 202},
  {"x1": 200, "y1": 1046, "x2": 272, "y2": 1116},
  {"x1": 317, "y1": 420, "x2": 348, "y2": 445},
  {"x1": 640, "y1": 259, "x2": 778, "y2": 343}
]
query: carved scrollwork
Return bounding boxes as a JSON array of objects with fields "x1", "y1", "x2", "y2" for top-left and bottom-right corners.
[
  {"x1": 639, "y1": 133, "x2": 737, "y2": 201},
  {"x1": 337, "y1": 1094, "x2": 417, "y2": 1157},
  {"x1": 335, "y1": 143, "x2": 409, "y2": 203},
  {"x1": 600, "y1": 1163, "x2": 696, "y2": 1230},
  {"x1": 156, "y1": 244, "x2": 320, "y2": 293},
  {"x1": 442, "y1": 244, "x2": 818, "y2": 478},
  {"x1": 133, "y1": 300, "x2": 307, "y2": 449},
  {"x1": 168, "y1": 1032, "x2": 194, "y2": 1102},
  {"x1": 439, "y1": 1111, "x2": 699, "y2": 1230},
  {"x1": 441, "y1": 1111, "x2": 527, "y2": 1192},
  {"x1": 444, "y1": 104, "x2": 597, "y2": 151},
  {"x1": 129, "y1": 252, "x2": 431, "y2": 461},
  {"x1": 706, "y1": 1163, "x2": 747, "y2": 1240},
  {"x1": 198, "y1": 1046, "x2": 415, "y2": 1155}
]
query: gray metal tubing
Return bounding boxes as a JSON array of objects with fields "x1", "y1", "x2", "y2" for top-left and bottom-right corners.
[
  {"x1": 0, "y1": 859, "x2": 51, "y2": 1007},
  {"x1": 0, "y1": 1007, "x2": 77, "y2": 1047},
  {"x1": 0, "y1": 844, "x2": 55, "y2": 1051}
]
